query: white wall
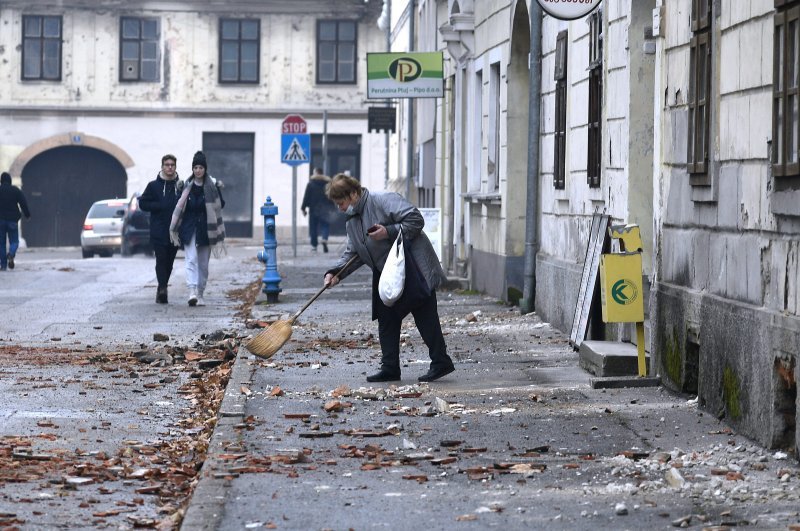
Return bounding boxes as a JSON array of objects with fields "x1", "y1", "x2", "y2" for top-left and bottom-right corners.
[{"x1": 0, "y1": 0, "x2": 387, "y2": 231}]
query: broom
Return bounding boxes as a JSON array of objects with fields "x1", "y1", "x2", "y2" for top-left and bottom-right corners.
[{"x1": 245, "y1": 255, "x2": 358, "y2": 359}]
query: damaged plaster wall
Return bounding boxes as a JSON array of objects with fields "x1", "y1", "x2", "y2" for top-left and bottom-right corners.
[{"x1": 653, "y1": 0, "x2": 800, "y2": 453}]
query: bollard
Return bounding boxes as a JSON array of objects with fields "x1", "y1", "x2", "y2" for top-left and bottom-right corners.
[{"x1": 257, "y1": 196, "x2": 282, "y2": 303}]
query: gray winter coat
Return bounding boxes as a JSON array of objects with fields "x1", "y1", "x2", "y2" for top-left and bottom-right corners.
[{"x1": 329, "y1": 189, "x2": 446, "y2": 292}]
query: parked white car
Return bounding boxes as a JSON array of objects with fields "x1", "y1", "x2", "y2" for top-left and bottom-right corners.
[{"x1": 80, "y1": 199, "x2": 127, "y2": 258}]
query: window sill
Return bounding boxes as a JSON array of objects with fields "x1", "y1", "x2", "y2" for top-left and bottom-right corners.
[{"x1": 463, "y1": 192, "x2": 502, "y2": 205}]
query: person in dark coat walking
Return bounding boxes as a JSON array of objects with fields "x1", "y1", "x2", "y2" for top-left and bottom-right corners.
[
  {"x1": 138, "y1": 154, "x2": 182, "y2": 303},
  {"x1": 0, "y1": 172, "x2": 31, "y2": 271},
  {"x1": 323, "y1": 174, "x2": 455, "y2": 383},
  {"x1": 301, "y1": 167, "x2": 336, "y2": 252}
]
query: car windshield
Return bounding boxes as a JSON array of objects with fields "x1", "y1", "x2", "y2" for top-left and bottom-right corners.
[{"x1": 87, "y1": 203, "x2": 126, "y2": 218}]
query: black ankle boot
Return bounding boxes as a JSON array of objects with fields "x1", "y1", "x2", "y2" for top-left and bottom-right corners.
[
  {"x1": 366, "y1": 369, "x2": 401, "y2": 382},
  {"x1": 156, "y1": 286, "x2": 168, "y2": 304}
]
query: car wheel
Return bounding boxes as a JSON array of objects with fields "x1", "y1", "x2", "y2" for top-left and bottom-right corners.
[{"x1": 82, "y1": 249, "x2": 93, "y2": 259}]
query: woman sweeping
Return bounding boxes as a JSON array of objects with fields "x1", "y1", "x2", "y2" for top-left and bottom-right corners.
[
  {"x1": 323, "y1": 174, "x2": 455, "y2": 383},
  {"x1": 170, "y1": 151, "x2": 226, "y2": 306}
]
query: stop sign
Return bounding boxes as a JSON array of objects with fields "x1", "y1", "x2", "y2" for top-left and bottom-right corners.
[{"x1": 282, "y1": 114, "x2": 307, "y2": 134}]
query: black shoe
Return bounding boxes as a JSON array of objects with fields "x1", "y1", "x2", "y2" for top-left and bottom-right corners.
[
  {"x1": 322, "y1": 241, "x2": 329, "y2": 253},
  {"x1": 7, "y1": 255, "x2": 14, "y2": 270},
  {"x1": 156, "y1": 287, "x2": 168, "y2": 304},
  {"x1": 418, "y1": 365, "x2": 455, "y2": 382},
  {"x1": 366, "y1": 370, "x2": 401, "y2": 383}
]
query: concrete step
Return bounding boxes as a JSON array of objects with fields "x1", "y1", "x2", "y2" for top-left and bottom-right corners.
[{"x1": 579, "y1": 339, "x2": 650, "y2": 377}]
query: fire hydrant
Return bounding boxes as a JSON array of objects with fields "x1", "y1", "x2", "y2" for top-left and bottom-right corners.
[{"x1": 257, "y1": 196, "x2": 282, "y2": 302}]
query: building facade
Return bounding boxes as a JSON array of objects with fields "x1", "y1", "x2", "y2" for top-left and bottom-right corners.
[
  {"x1": 397, "y1": 0, "x2": 798, "y2": 455},
  {"x1": 0, "y1": 0, "x2": 386, "y2": 246},
  {"x1": 534, "y1": 0, "x2": 656, "y2": 338},
  {"x1": 652, "y1": 0, "x2": 799, "y2": 453},
  {"x1": 387, "y1": 0, "x2": 532, "y2": 293}
]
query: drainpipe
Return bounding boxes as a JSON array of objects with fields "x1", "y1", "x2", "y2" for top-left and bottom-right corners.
[
  {"x1": 520, "y1": 3, "x2": 542, "y2": 315},
  {"x1": 381, "y1": 0, "x2": 392, "y2": 187},
  {"x1": 322, "y1": 110, "x2": 329, "y2": 176},
  {"x1": 405, "y1": 0, "x2": 415, "y2": 200}
]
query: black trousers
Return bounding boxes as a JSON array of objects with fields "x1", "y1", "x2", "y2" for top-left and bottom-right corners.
[
  {"x1": 377, "y1": 291, "x2": 452, "y2": 375},
  {"x1": 153, "y1": 243, "x2": 179, "y2": 289}
]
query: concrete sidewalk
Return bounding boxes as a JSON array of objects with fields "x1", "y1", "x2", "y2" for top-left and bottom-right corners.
[{"x1": 182, "y1": 243, "x2": 800, "y2": 530}]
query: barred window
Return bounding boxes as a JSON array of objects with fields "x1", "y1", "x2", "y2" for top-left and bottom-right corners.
[
  {"x1": 220, "y1": 19, "x2": 260, "y2": 84},
  {"x1": 22, "y1": 15, "x2": 62, "y2": 81}
]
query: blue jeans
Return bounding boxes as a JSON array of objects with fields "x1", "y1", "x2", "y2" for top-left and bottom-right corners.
[
  {"x1": 0, "y1": 219, "x2": 20, "y2": 269},
  {"x1": 308, "y1": 211, "x2": 330, "y2": 248}
]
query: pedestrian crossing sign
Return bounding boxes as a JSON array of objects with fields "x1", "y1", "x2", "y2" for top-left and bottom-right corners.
[{"x1": 281, "y1": 133, "x2": 310, "y2": 166}]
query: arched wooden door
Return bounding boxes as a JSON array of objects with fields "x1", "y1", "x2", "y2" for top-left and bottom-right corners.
[{"x1": 21, "y1": 146, "x2": 127, "y2": 247}]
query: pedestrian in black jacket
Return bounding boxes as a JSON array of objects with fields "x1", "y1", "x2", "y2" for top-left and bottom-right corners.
[
  {"x1": 0, "y1": 172, "x2": 31, "y2": 271},
  {"x1": 138, "y1": 154, "x2": 182, "y2": 303},
  {"x1": 301, "y1": 167, "x2": 337, "y2": 253}
]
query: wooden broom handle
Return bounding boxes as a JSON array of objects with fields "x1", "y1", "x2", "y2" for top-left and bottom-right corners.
[{"x1": 291, "y1": 255, "x2": 359, "y2": 321}]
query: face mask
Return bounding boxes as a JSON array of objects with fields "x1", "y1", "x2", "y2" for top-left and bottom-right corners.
[{"x1": 345, "y1": 205, "x2": 355, "y2": 216}]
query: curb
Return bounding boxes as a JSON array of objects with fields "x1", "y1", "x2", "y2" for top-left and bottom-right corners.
[{"x1": 180, "y1": 346, "x2": 255, "y2": 530}]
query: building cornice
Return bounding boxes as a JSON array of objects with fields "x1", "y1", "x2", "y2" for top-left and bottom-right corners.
[
  {"x1": 0, "y1": 106, "x2": 369, "y2": 120},
  {"x1": 0, "y1": 0, "x2": 382, "y2": 17}
]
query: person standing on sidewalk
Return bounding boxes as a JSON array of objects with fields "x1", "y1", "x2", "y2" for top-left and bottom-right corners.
[
  {"x1": 139, "y1": 154, "x2": 182, "y2": 303},
  {"x1": 170, "y1": 151, "x2": 225, "y2": 307},
  {"x1": 323, "y1": 174, "x2": 455, "y2": 383},
  {"x1": 301, "y1": 167, "x2": 336, "y2": 253},
  {"x1": 0, "y1": 172, "x2": 31, "y2": 271}
]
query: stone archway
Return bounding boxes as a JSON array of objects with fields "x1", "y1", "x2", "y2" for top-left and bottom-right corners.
[{"x1": 9, "y1": 132, "x2": 134, "y2": 178}]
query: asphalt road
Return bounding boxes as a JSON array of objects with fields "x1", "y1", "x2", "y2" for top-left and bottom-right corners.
[
  {"x1": 0, "y1": 243, "x2": 261, "y2": 348},
  {"x1": 0, "y1": 241, "x2": 262, "y2": 529}
]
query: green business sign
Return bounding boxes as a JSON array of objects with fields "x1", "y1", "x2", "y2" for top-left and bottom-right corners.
[{"x1": 367, "y1": 52, "x2": 444, "y2": 99}]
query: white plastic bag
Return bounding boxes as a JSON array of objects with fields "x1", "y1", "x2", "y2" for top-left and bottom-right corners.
[{"x1": 379, "y1": 230, "x2": 405, "y2": 306}]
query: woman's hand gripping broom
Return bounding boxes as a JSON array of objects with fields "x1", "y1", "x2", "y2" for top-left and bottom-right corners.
[{"x1": 245, "y1": 255, "x2": 357, "y2": 359}]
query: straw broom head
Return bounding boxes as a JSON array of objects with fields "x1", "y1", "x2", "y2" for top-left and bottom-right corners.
[
  {"x1": 245, "y1": 255, "x2": 358, "y2": 359},
  {"x1": 245, "y1": 319, "x2": 294, "y2": 359}
]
